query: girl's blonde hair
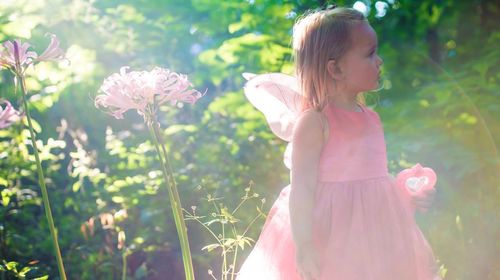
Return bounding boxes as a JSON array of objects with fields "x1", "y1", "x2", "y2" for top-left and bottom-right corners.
[{"x1": 293, "y1": 7, "x2": 367, "y2": 111}]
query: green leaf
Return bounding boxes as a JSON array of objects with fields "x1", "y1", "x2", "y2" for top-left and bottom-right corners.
[
  {"x1": 19, "y1": 265, "x2": 31, "y2": 276},
  {"x1": 164, "y1": 124, "x2": 198, "y2": 136},
  {"x1": 72, "y1": 181, "x2": 82, "y2": 192},
  {"x1": 112, "y1": 196, "x2": 125, "y2": 203},
  {"x1": 5, "y1": 261, "x2": 18, "y2": 272},
  {"x1": 201, "y1": 243, "x2": 221, "y2": 252},
  {"x1": 223, "y1": 238, "x2": 236, "y2": 247},
  {"x1": 221, "y1": 207, "x2": 239, "y2": 223},
  {"x1": 1, "y1": 190, "x2": 11, "y2": 207},
  {"x1": 237, "y1": 236, "x2": 254, "y2": 250},
  {"x1": 0, "y1": 177, "x2": 8, "y2": 186}
]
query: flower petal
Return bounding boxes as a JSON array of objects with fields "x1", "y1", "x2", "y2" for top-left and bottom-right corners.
[
  {"x1": 0, "y1": 39, "x2": 38, "y2": 72},
  {"x1": 37, "y1": 34, "x2": 65, "y2": 61},
  {"x1": 0, "y1": 100, "x2": 21, "y2": 129},
  {"x1": 95, "y1": 66, "x2": 204, "y2": 120}
]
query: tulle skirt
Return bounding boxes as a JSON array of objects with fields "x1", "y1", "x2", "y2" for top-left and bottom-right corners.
[{"x1": 236, "y1": 175, "x2": 441, "y2": 280}]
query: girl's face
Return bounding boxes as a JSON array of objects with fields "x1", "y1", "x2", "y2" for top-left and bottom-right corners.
[{"x1": 338, "y1": 22, "x2": 383, "y2": 94}]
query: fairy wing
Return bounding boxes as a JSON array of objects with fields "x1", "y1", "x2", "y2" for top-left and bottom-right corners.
[
  {"x1": 243, "y1": 73, "x2": 302, "y2": 169},
  {"x1": 242, "y1": 72, "x2": 302, "y2": 142}
]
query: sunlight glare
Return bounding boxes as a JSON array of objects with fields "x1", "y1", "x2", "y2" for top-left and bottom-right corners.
[
  {"x1": 375, "y1": 1, "x2": 389, "y2": 18},
  {"x1": 353, "y1": 1, "x2": 370, "y2": 16}
]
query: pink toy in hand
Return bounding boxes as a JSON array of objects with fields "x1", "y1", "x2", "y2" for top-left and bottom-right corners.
[{"x1": 396, "y1": 163, "x2": 437, "y2": 212}]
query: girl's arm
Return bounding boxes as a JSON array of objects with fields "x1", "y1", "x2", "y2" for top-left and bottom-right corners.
[{"x1": 289, "y1": 110, "x2": 325, "y2": 253}]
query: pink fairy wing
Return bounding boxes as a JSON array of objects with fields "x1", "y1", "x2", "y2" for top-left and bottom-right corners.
[
  {"x1": 243, "y1": 73, "x2": 302, "y2": 142},
  {"x1": 283, "y1": 142, "x2": 292, "y2": 169}
]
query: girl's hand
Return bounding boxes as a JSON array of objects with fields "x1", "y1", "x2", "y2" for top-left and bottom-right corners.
[
  {"x1": 412, "y1": 188, "x2": 436, "y2": 212},
  {"x1": 295, "y1": 246, "x2": 321, "y2": 280}
]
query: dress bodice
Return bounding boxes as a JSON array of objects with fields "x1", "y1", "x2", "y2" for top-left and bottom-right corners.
[{"x1": 318, "y1": 103, "x2": 388, "y2": 182}]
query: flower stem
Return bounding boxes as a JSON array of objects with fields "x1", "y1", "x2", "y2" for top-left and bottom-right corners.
[
  {"x1": 18, "y1": 75, "x2": 67, "y2": 280},
  {"x1": 148, "y1": 121, "x2": 195, "y2": 280},
  {"x1": 122, "y1": 251, "x2": 127, "y2": 280},
  {"x1": 230, "y1": 225, "x2": 238, "y2": 280}
]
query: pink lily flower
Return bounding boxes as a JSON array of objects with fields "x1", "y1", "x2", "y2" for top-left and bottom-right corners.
[
  {"x1": 95, "y1": 66, "x2": 203, "y2": 120},
  {"x1": 151, "y1": 68, "x2": 204, "y2": 105},
  {"x1": 36, "y1": 33, "x2": 66, "y2": 61},
  {"x1": 0, "y1": 100, "x2": 21, "y2": 129},
  {"x1": 95, "y1": 67, "x2": 149, "y2": 119},
  {"x1": 0, "y1": 40, "x2": 37, "y2": 72},
  {"x1": 0, "y1": 34, "x2": 65, "y2": 74}
]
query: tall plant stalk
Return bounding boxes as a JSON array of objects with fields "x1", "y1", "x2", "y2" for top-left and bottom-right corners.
[
  {"x1": 94, "y1": 66, "x2": 201, "y2": 279},
  {"x1": 16, "y1": 69, "x2": 67, "y2": 280},
  {"x1": 148, "y1": 118, "x2": 195, "y2": 280},
  {"x1": 122, "y1": 251, "x2": 127, "y2": 280}
]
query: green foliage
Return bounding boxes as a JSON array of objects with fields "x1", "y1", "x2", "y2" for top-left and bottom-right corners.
[
  {"x1": 0, "y1": 260, "x2": 48, "y2": 280},
  {"x1": 184, "y1": 182, "x2": 266, "y2": 280},
  {"x1": 0, "y1": 0, "x2": 499, "y2": 279}
]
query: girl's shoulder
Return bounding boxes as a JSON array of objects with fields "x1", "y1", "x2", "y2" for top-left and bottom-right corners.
[
  {"x1": 366, "y1": 105, "x2": 382, "y2": 119},
  {"x1": 360, "y1": 105, "x2": 385, "y2": 129},
  {"x1": 294, "y1": 109, "x2": 329, "y2": 143}
]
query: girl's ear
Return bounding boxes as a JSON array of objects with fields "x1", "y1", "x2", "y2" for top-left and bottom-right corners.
[{"x1": 327, "y1": 59, "x2": 343, "y2": 80}]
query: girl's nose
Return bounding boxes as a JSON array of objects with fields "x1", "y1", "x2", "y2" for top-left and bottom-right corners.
[{"x1": 377, "y1": 55, "x2": 383, "y2": 66}]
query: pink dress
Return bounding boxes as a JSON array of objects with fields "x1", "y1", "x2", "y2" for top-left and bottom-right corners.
[{"x1": 236, "y1": 103, "x2": 441, "y2": 280}]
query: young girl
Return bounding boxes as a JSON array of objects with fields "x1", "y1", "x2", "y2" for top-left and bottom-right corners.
[{"x1": 236, "y1": 7, "x2": 440, "y2": 280}]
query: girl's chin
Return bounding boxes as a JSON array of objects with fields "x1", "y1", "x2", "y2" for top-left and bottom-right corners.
[
  {"x1": 371, "y1": 79, "x2": 382, "y2": 90},
  {"x1": 352, "y1": 81, "x2": 381, "y2": 93},
  {"x1": 364, "y1": 83, "x2": 380, "y2": 92}
]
